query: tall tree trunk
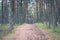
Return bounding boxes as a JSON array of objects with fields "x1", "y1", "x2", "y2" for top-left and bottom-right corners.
[
  {"x1": 22, "y1": 0, "x2": 28, "y2": 23},
  {"x1": 35, "y1": 0, "x2": 39, "y2": 22},
  {"x1": 1, "y1": 0, "x2": 4, "y2": 25},
  {"x1": 8, "y1": 0, "x2": 16, "y2": 30},
  {"x1": 52, "y1": 0, "x2": 58, "y2": 32}
]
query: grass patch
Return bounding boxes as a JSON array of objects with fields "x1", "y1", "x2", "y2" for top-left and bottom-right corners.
[
  {"x1": 35, "y1": 22, "x2": 60, "y2": 40},
  {"x1": 0, "y1": 24, "x2": 8, "y2": 30},
  {"x1": 0, "y1": 24, "x2": 9, "y2": 40},
  {"x1": 55, "y1": 24, "x2": 60, "y2": 33},
  {"x1": 0, "y1": 24, "x2": 20, "y2": 40}
]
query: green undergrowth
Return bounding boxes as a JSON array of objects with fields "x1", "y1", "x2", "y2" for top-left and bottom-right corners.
[
  {"x1": 0, "y1": 24, "x2": 10, "y2": 40},
  {"x1": 35, "y1": 22, "x2": 60, "y2": 40},
  {"x1": 0, "y1": 24, "x2": 8, "y2": 30},
  {"x1": 0, "y1": 24, "x2": 19, "y2": 40}
]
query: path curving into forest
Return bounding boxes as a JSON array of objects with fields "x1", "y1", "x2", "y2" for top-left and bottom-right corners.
[{"x1": 3, "y1": 24, "x2": 50, "y2": 40}]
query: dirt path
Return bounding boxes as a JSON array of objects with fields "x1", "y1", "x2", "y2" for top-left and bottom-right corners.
[{"x1": 3, "y1": 24, "x2": 49, "y2": 40}]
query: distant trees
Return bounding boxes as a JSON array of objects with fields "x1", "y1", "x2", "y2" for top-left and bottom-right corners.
[
  {"x1": 0, "y1": 0, "x2": 60, "y2": 31},
  {"x1": 16, "y1": 0, "x2": 28, "y2": 24},
  {"x1": 16, "y1": 0, "x2": 22, "y2": 24},
  {"x1": 1, "y1": 0, "x2": 8, "y2": 25},
  {"x1": 57, "y1": 0, "x2": 60, "y2": 23},
  {"x1": 35, "y1": 0, "x2": 60, "y2": 31}
]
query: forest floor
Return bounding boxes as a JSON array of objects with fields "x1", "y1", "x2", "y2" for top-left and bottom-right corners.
[{"x1": 3, "y1": 24, "x2": 51, "y2": 40}]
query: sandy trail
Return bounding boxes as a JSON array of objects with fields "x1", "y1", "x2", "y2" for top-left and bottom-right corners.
[{"x1": 3, "y1": 24, "x2": 49, "y2": 40}]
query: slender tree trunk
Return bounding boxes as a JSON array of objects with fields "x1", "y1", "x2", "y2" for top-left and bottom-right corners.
[
  {"x1": 52, "y1": 0, "x2": 58, "y2": 32},
  {"x1": 1, "y1": 0, "x2": 4, "y2": 25},
  {"x1": 36, "y1": 1, "x2": 39, "y2": 22},
  {"x1": 22, "y1": 0, "x2": 28, "y2": 23}
]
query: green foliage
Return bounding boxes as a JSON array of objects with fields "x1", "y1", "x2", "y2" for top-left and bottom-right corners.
[
  {"x1": 0, "y1": 24, "x2": 8, "y2": 30},
  {"x1": 35, "y1": 22, "x2": 52, "y2": 32},
  {"x1": 55, "y1": 23, "x2": 60, "y2": 33},
  {"x1": 0, "y1": 24, "x2": 19, "y2": 40},
  {"x1": 36, "y1": 22, "x2": 60, "y2": 32},
  {"x1": 35, "y1": 23, "x2": 60, "y2": 40}
]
